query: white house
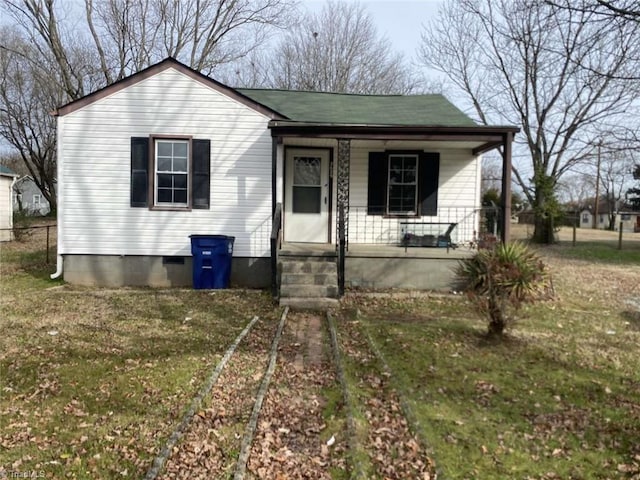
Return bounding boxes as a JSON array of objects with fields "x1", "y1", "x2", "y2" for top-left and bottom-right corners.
[
  {"x1": 0, "y1": 165, "x2": 18, "y2": 242},
  {"x1": 52, "y1": 58, "x2": 518, "y2": 303},
  {"x1": 13, "y1": 176, "x2": 51, "y2": 216},
  {"x1": 580, "y1": 209, "x2": 640, "y2": 232}
]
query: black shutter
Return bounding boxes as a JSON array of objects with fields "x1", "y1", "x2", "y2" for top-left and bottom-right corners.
[
  {"x1": 192, "y1": 139, "x2": 210, "y2": 209},
  {"x1": 131, "y1": 137, "x2": 149, "y2": 207},
  {"x1": 367, "y1": 152, "x2": 388, "y2": 215},
  {"x1": 418, "y1": 152, "x2": 440, "y2": 216}
]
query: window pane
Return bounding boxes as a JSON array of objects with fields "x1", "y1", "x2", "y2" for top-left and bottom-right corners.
[
  {"x1": 404, "y1": 164, "x2": 416, "y2": 183},
  {"x1": 293, "y1": 186, "x2": 321, "y2": 213},
  {"x1": 173, "y1": 157, "x2": 187, "y2": 172},
  {"x1": 157, "y1": 142, "x2": 172, "y2": 157},
  {"x1": 174, "y1": 189, "x2": 188, "y2": 204},
  {"x1": 157, "y1": 157, "x2": 172, "y2": 172},
  {"x1": 173, "y1": 174, "x2": 187, "y2": 189},
  {"x1": 157, "y1": 174, "x2": 172, "y2": 188},
  {"x1": 293, "y1": 157, "x2": 321, "y2": 186},
  {"x1": 389, "y1": 167, "x2": 402, "y2": 184},
  {"x1": 157, "y1": 188, "x2": 172, "y2": 203},
  {"x1": 173, "y1": 142, "x2": 188, "y2": 158},
  {"x1": 389, "y1": 157, "x2": 403, "y2": 171}
]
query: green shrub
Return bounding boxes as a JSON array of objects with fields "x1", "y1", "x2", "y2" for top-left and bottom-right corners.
[{"x1": 456, "y1": 242, "x2": 550, "y2": 336}]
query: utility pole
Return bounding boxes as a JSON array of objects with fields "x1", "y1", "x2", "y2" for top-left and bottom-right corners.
[{"x1": 593, "y1": 141, "x2": 602, "y2": 229}]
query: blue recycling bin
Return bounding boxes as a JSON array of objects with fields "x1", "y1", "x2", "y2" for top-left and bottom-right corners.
[{"x1": 189, "y1": 235, "x2": 235, "y2": 289}]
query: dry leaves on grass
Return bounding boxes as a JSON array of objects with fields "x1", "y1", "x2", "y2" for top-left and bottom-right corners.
[
  {"x1": 247, "y1": 319, "x2": 347, "y2": 479},
  {"x1": 341, "y1": 320, "x2": 437, "y2": 480},
  {"x1": 158, "y1": 319, "x2": 278, "y2": 480}
]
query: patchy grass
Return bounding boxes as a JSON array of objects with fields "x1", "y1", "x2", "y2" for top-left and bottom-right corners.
[
  {"x1": 546, "y1": 241, "x2": 640, "y2": 264},
  {"x1": 512, "y1": 223, "x2": 640, "y2": 264},
  {"x1": 0, "y1": 232, "x2": 280, "y2": 478},
  {"x1": 340, "y1": 247, "x2": 640, "y2": 479}
]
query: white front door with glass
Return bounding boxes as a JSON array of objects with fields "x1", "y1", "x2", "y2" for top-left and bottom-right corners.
[{"x1": 284, "y1": 149, "x2": 330, "y2": 243}]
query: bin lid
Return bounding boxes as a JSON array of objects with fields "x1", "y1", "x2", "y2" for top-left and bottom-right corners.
[{"x1": 189, "y1": 234, "x2": 235, "y2": 239}]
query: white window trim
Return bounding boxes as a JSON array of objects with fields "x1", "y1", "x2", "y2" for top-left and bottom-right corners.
[
  {"x1": 154, "y1": 139, "x2": 190, "y2": 207},
  {"x1": 387, "y1": 154, "x2": 418, "y2": 215},
  {"x1": 33, "y1": 194, "x2": 41, "y2": 206}
]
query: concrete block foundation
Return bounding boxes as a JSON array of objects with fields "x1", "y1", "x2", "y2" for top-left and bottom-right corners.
[{"x1": 62, "y1": 255, "x2": 270, "y2": 288}]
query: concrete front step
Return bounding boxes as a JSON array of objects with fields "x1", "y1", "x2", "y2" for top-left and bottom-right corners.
[
  {"x1": 278, "y1": 255, "x2": 340, "y2": 307},
  {"x1": 281, "y1": 273, "x2": 337, "y2": 286},
  {"x1": 280, "y1": 284, "x2": 339, "y2": 298},
  {"x1": 279, "y1": 297, "x2": 340, "y2": 310},
  {"x1": 281, "y1": 261, "x2": 337, "y2": 274}
]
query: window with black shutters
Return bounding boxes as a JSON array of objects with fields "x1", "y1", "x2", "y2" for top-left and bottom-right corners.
[
  {"x1": 367, "y1": 151, "x2": 439, "y2": 217},
  {"x1": 130, "y1": 136, "x2": 210, "y2": 210}
]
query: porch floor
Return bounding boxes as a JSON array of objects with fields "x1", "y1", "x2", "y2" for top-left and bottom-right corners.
[{"x1": 281, "y1": 242, "x2": 476, "y2": 259}]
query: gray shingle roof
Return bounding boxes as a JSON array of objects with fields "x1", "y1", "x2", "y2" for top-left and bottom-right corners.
[
  {"x1": 237, "y1": 89, "x2": 477, "y2": 127},
  {"x1": 0, "y1": 165, "x2": 17, "y2": 177}
]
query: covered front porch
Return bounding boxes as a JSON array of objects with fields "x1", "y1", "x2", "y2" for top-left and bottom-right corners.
[{"x1": 268, "y1": 126, "x2": 516, "y2": 301}]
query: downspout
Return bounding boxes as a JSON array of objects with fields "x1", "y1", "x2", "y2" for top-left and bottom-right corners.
[{"x1": 51, "y1": 113, "x2": 63, "y2": 279}]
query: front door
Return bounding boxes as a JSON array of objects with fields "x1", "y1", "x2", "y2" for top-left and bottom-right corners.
[{"x1": 284, "y1": 148, "x2": 331, "y2": 242}]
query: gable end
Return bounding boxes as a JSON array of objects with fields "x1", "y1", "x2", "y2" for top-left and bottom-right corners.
[{"x1": 54, "y1": 58, "x2": 287, "y2": 120}]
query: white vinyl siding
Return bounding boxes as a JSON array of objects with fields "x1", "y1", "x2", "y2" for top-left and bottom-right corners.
[
  {"x1": 0, "y1": 176, "x2": 14, "y2": 241},
  {"x1": 58, "y1": 68, "x2": 273, "y2": 258}
]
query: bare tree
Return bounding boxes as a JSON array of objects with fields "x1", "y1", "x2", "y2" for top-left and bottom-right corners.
[
  {"x1": 420, "y1": 0, "x2": 640, "y2": 243},
  {"x1": 557, "y1": 173, "x2": 594, "y2": 208},
  {"x1": 265, "y1": 0, "x2": 416, "y2": 94},
  {"x1": 0, "y1": 25, "x2": 61, "y2": 211},
  {"x1": 597, "y1": 150, "x2": 635, "y2": 228},
  {"x1": 546, "y1": 0, "x2": 639, "y2": 22}
]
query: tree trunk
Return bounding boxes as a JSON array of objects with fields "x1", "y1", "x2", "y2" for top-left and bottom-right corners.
[
  {"x1": 487, "y1": 296, "x2": 506, "y2": 336},
  {"x1": 532, "y1": 214, "x2": 555, "y2": 244}
]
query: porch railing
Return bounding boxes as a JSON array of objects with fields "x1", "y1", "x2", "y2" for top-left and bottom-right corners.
[
  {"x1": 346, "y1": 205, "x2": 502, "y2": 247},
  {"x1": 270, "y1": 202, "x2": 282, "y2": 298}
]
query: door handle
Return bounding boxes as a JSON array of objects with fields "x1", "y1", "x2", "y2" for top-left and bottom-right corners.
[{"x1": 324, "y1": 196, "x2": 327, "y2": 205}]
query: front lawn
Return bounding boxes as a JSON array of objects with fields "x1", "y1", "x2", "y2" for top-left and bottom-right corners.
[
  {"x1": 339, "y1": 244, "x2": 640, "y2": 479},
  {"x1": 0, "y1": 235, "x2": 280, "y2": 478}
]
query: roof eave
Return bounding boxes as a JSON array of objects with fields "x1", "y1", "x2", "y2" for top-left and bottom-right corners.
[{"x1": 268, "y1": 121, "x2": 520, "y2": 141}]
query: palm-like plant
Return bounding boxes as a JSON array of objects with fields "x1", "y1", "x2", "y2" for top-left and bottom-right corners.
[{"x1": 457, "y1": 242, "x2": 550, "y2": 336}]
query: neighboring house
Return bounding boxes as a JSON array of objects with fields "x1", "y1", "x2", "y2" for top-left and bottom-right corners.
[
  {"x1": 52, "y1": 58, "x2": 518, "y2": 300},
  {"x1": 0, "y1": 165, "x2": 19, "y2": 242},
  {"x1": 580, "y1": 209, "x2": 640, "y2": 232},
  {"x1": 13, "y1": 176, "x2": 51, "y2": 216}
]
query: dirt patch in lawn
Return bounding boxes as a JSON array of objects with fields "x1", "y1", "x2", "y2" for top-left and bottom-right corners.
[{"x1": 246, "y1": 311, "x2": 347, "y2": 479}]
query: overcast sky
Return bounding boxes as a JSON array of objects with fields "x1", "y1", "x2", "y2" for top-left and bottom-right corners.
[{"x1": 303, "y1": 0, "x2": 443, "y2": 62}]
